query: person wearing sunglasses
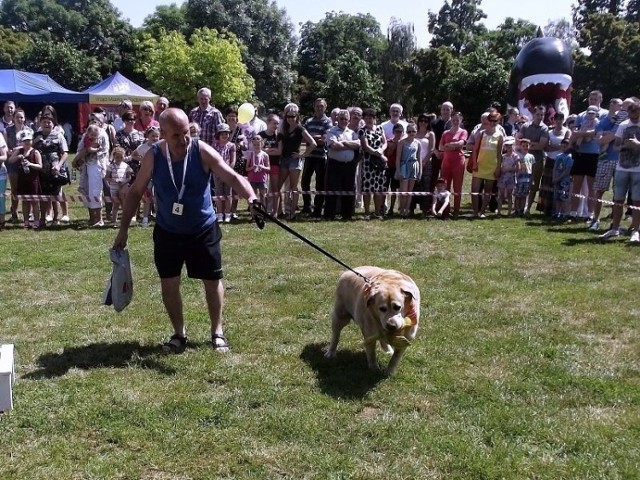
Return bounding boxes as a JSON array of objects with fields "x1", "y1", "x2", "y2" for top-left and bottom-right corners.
[{"x1": 135, "y1": 101, "x2": 159, "y2": 133}]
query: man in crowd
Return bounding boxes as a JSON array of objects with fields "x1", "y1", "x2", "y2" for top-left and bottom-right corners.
[
  {"x1": 381, "y1": 103, "x2": 408, "y2": 140},
  {"x1": 113, "y1": 108, "x2": 261, "y2": 353},
  {"x1": 324, "y1": 109, "x2": 361, "y2": 221},
  {"x1": 113, "y1": 99, "x2": 132, "y2": 132},
  {"x1": 188, "y1": 87, "x2": 223, "y2": 147},
  {"x1": 599, "y1": 101, "x2": 640, "y2": 243},
  {"x1": 155, "y1": 97, "x2": 169, "y2": 121},
  {"x1": 301, "y1": 98, "x2": 332, "y2": 217},
  {"x1": 517, "y1": 105, "x2": 549, "y2": 216}
]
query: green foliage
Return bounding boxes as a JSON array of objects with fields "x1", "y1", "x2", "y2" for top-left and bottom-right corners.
[
  {"x1": 136, "y1": 27, "x2": 254, "y2": 108},
  {"x1": 0, "y1": 0, "x2": 135, "y2": 76},
  {"x1": 297, "y1": 11, "x2": 385, "y2": 111},
  {"x1": 427, "y1": 0, "x2": 487, "y2": 55},
  {"x1": 142, "y1": 2, "x2": 188, "y2": 39},
  {"x1": 480, "y1": 17, "x2": 539, "y2": 61},
  {"x1": 380, "y1": 19, "x2": 418, "y2": 113},
  {"x1": 0, "y1": 25, "x2": 29, "y2": 68},
  {"x1": 18, "y1": 36, "x2": 101, "y2": 90},
  {"x1": 317, "y1": 51, "x2": 383, "y2": 111},
  {"x1": 405, "y1": 46, "x2": 460, "y2": 114},
  {"x1": 184, "y1": 0, "x2": 297, "y2": 109},
  {"x1": 573, "y1": 12, "x2": 640, "y2": 106},
  {"x1": 544, "y1": 18, "x2": 579, "y2": 51}
]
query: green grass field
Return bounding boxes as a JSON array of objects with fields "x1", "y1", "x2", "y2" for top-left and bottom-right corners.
[{"x1": 0, "y1": 187, "x2": 639, "y2": 479}]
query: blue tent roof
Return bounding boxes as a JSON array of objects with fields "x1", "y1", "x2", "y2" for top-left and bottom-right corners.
[
  {"x1": 0, "y1": 69, "x2": 88, "y2": 103},
  {"x1": 82, "y1": 71, "x2": 157, "y2": 104}
]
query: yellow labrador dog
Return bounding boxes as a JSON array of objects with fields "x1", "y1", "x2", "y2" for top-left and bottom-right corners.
[{"x1": 324, "y1": 266, "x2": 420, "y2": 375}]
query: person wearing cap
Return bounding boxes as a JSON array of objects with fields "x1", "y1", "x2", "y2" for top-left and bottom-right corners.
[
  {"x1": 8, "y1": 129, "x2": 43, "y2": 228},
  {"x1": 112, "y1": 108, "x2": 261, "y2": 353},
  {"x1": 599, "y1": 101, "x2": 640, "y2": 243},
  {"x1": 212, "y1": 122, "x2": 236, "y2": 223},
  {"x1": 113, "y1": 99, "x2": 133, "y2": 132}
]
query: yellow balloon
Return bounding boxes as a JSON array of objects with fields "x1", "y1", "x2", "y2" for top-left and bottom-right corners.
[{"x1": 237, "y1": 102, "x2": 255, "y2": 124}]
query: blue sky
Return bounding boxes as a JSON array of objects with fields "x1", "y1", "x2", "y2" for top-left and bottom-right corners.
[{"x1": 111, "y1": 0, "x2": 575, "y2": 48}]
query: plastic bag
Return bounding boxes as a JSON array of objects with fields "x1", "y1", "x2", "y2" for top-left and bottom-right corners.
[{"x1": 103, "y1": 248, "x2": 133, "y2": 312}]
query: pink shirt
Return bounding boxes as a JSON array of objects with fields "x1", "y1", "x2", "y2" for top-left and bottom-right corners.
[
  {"x1": 246, "y1": 151, "x2": 270, "y2": 183},
  {"x1": 440, "y1": 128, "x2": 468, "y2": 164}
]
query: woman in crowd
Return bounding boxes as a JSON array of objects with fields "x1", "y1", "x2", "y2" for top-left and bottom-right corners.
[
  {"x1": 543, "y1": 112, "x2": 571, "y2": 216},
  {"x1": 8, "y1": 130, "x2": 42, "y2": 228},
  {"x1": 33, "y1": 113, "x2": 70, "y2": 226},
  {"x1": 470, "y1": 111, "x2": 504, "y2": 218},
  {"x1": 134, "y1": 101, "x2": 159, "y2": 133},
  {"x1": 212, "y1": 123, "x2": 237, "y2": 223},
  {"x1": 439, "y1": 112, "x2": 468, "y2": 217},
  {"x1": 259, "y1": 113, "x2": 283, "y2": 217},
  {"x1": 5, "y1": 108, "x2": 33, "y2": 222},
  {"x1": 115, "y1": 110, "x2": 145, "y2": 177},
  {"x1": 277, "y1": 103, "x2": 316, "y2": 220},
  {"x1": 225, "y1": 106, "x2": 250, "y2": 220},
  {"x1": 396, "y1": 122, "x2": 422, "y2": 218},
  {"x1": 358, "y1": 108, "x2": 387, "y2": 219},
  {"x1": 384, "y1": 123, "x2": 404, "y2": 217},
  {"x1": 74, "y1": 122, "x2": 109, "y2": 227},
  {"x1": 415, "y1": 113, "x2": 436, "y2": 215}
]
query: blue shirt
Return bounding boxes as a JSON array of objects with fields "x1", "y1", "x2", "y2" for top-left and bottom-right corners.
[
  {"x1": 595, "y1": 115, "x2": 620, "y2": 161},
  {"x1": 553, "y1": 152, "x2": 573, "y2": 182},
  {"x1": 152, "y1": 139, "x2": 215, "y2": 235},
  {"x1": 575, "y1": 110, "x2": 606, "y2": 154}
]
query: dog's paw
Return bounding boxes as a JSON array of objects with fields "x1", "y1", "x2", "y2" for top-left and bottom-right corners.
[{"x1": 324, "y1": 348, "x2": 337, "y2": 359}]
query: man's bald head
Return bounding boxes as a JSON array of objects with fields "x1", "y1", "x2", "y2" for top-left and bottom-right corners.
[{"x1": 159, "y1": 108, "x2": 189, "y2": 129}]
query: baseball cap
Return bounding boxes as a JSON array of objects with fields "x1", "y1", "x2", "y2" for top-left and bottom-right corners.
[
  {"x1": 587, "y1": 106, "x2": 599, "y2": 114},
  {"x1": 503, "y1": 136, "x2": 516, "y2": 145},
  {"x1": 19, "y1": 130, "x2": 33, "y2": 142}
]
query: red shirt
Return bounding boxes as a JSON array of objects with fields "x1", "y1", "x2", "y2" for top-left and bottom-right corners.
[{"x1": 440, "y1": 128, "x2": 468, "y2": 164}]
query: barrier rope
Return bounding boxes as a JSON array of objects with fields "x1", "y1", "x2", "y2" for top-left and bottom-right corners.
[{"x1": 6, "y1": 189, "x2": 639, "y2": 210}]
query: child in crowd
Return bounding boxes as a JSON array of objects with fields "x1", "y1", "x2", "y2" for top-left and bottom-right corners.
[
  {"x1": 0, "y1": 136, "x2": 6, "y2": 229},
  {"x1": 496, "y1": 136, "x2": 519, "y2": 216},
  {"x1": 10, "y1": 130, "x2": 43, "y2": 228},
  {"x1": 106, "y1": 146, "x2": 133, "y2": 226},
  {"x1": 189, "y1": 122, "x2": 201, "y2": 139},
  {"x1": 259, "y1": 113, "x2": 282, "y2": 217},
  {"x1": 552, "y1": 138, "x2": 574, "y2": 220},
  {"x1": 513, "y1": 138, "x2": 535, "y2": 217},
  {"x1": 246, "y1": 136, "x2": 271, "y2": 217},
  {"x1": 132, "y1": 126, "x2": 161, "y2": 227},
  {"x1": 385, "y1": 123, "x2": 404, "y2": 216},
  {"x1": 212, "y1": 123, "x2": 236, "y2": 223},
  {"x1": 431, "y1": 178, "x2": 451, "y2": 219},
  {"x1": 573, "y1": 105, "x2": 600, "y2": 149}
]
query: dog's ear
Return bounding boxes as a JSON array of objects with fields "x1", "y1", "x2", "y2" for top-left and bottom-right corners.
[
  {"x1": 363, "y1": 282, "x2": 379, "y2": 307},
  {"x1": 401, "y1": 282, "x2": 420, "y2": 325}
]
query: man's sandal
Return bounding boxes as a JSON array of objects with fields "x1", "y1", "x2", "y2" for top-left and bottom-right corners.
[
  {"x1": 211, "y1": 334, "x2": 230, "y2": 352},
  {"x1": 162, "y1": 333, "x2": 188, "y2": 354}
]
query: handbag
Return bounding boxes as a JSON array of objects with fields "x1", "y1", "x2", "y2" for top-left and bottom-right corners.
[
  {"x1": 103, "y1": 248, "x2": 134, "y2": 312},
  {"x1": 51, "y1": 166, "x2": 70, "y2": 186},
  {"x1": 369, "y1": 154, "x2": 387, "y2": 171}
]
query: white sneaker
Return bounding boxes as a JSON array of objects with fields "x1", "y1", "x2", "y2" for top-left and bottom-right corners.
[
  {"x1": 141, "y1": 217, "x2": 149, "y2": 227},
  {"x1": 588, "y1": 220, "x2": 600, "y2": 231},
  {"x1": 599, "y1": 228, "x2": 620, "y2": 240},
  {"x1": 60, "y1": 215, "x2": 70, "y2": 223},
  {"x1": 45, "y1": 214, "x2": 53, "y2": 222},
  {"x1": 630, "y1": 231, "x2": 640, "y2": 243},
  {"x1": 224, "y1": 214, "x2": 231, "y2": 223},
  {"x1": 216, "y1": 213, "x2": 223, "y2": 223}
]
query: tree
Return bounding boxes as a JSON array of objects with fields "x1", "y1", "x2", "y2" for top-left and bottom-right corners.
[
  {"x1": 136, "y1": 28, "x2": 254, "y2": 108},
  {"x1": 297, "y1": 12, "x2": 385, "y2": 111},
  {"x1": 572, "y1": 13, "x2": 640, "y2": 106},
  {"x1": 184, "y1": 0, "x2": 297, "y2": 108},
  {"x1": 142, "y1": 3, "x2": 188, "y2": 39},
  {"x1": 427, "y1": 0, "x2": 487, "y2": 55},
  {"x1": 18, "y1": 36, "x2": 101, "y2": 90},
  {"x1": 573, "y1": 0, "x2": 624, "y2": 29},
  {"x1": 543, "y1": 18, "x2": 579, "y2": 51},
  {"x1": 0, "y1": 0, "x2": 136, "y2": 76},
  {"x1": 317, "y1": 51, "x2": 383, "y2": 111},
  {"x1": 380, "y1": 18, "x2": 417, "y2": 111},
  {"x1": 481, "y1": 17, "x2": 539, "y2": 61},
  {"x1": 405, "y1": 46, "x2": 460, "y2": 115},
  {"x1": 626, "y1": 0, "x2": 640, "y2": 21},
  {"x1": 0, "y1": 26, "x2": 29, "y2": 69}
]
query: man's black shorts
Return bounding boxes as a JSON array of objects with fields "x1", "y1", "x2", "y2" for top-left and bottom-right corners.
[
  {"x1": 153, "y1": 222, "x2": 223, "y2": 280},
  {"x1": 570, "y1": 152, "x2": 599, "y2": 177}
]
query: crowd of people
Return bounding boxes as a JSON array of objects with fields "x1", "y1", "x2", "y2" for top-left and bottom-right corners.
[{"x1": 0, "y1": 89, "x2": 639, "y2": 244}]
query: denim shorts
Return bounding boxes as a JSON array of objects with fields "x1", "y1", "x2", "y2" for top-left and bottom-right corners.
[
  {"x1": 280, "y1": 155, "x2": 304, "y2": 171},
  {"x1": 612, "y1": 169, "x2": 640, "y2": 201},
  {"x1": 250, "y1": 181, "x2": 267, "y2": 190}
]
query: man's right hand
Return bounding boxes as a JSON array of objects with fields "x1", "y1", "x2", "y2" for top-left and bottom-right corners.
[{"x1": 113, "y1": 230, "x2": 128, "y2": 250}]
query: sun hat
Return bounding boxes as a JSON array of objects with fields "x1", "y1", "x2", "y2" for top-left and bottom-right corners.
[{"x1": 503, "y1": 136, "x2": 516, "y2": 145}]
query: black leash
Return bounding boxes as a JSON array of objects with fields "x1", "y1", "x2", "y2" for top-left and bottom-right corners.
[{"x1": 251, "y1": 202, "x2": 371, "y2": 284}]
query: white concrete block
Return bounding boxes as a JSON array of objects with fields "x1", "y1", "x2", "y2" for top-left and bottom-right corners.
[{"x1": 0, "y1": 344, "x2": 15, "y2": 412}]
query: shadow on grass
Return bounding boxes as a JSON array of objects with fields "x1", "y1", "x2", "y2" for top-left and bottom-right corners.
[
  {"x1": 23, "y1": 341, "x2": 181, "y2": 379},
  {"x1": 300, "y1": 343, "x2": 385, "y2": 400}
]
